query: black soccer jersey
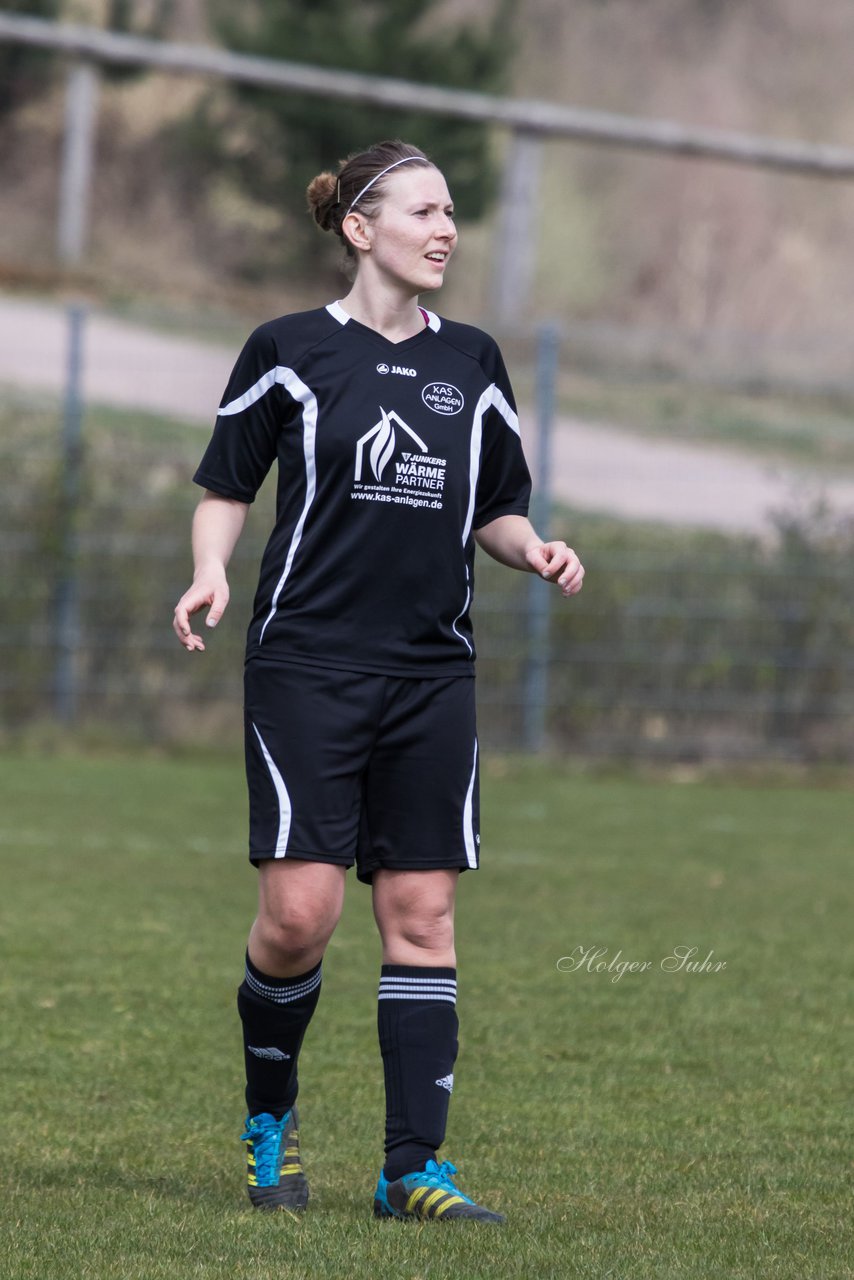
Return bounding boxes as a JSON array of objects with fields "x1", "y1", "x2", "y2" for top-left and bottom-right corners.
[{"x1": 194, "y1": 302, "x2": 531, "y2": 675}]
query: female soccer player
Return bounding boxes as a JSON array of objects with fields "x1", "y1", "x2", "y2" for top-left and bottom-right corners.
[{"x1": 173, "y1": 139, "x2": 584, "y2": 1223}]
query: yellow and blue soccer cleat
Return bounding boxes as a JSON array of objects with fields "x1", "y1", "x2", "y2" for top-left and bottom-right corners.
[
  {"x1": 240, "y1": 1107, "x2": 308, "y2": 1211},
  {"x1": 373, "y1": 1158, "x2": 504, "y2": 1223}
]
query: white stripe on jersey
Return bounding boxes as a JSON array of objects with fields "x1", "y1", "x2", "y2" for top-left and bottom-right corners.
[
  {"x1": 451, "y1": 566, "x2": 473, "y2": 657},
  {"x1": 325, "y1": 300, "x2": 350, "y2": 326},
  {"x1": 463, "y1": 737, "x2": 479, "y2": 868},
  {"x1": 217, "y1": 365, "x2": 319, "y2": 644},
  {"x1": 249, "y1": 368, "x2": 319, "y2": 644},
  {"x1": 487, "y1": 383, "x2": 520, "y2": 438},
  {"x1": 218, "y1": 366, "x2": 281, "y2": 417},
  {"x1": 252, "y1": 722, "x2": 292, "y2": 857},
  {"x1": 461, "y1": 382, "x2": 521, "y2": 547}
]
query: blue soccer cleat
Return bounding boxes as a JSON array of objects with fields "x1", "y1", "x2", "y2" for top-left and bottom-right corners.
[
  {"x1": 240, "y1": 1107, "x2": 308, "y2": 1211},
  {"x1": 373, "y1": 1158, "x2": 504, "y2": 1223}
]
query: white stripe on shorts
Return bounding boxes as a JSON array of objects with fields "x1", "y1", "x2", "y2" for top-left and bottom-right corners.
[
  {"x1": 463, "y1": 737, "x2": 478, "y2": 869},
  {"x1": 252, "y1": 722, "x2": 292, "y2": 857}
]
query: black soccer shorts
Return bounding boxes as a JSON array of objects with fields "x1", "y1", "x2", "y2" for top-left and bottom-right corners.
[{"x1": 244, "y1": 658, "x2": 480, "y2": 883}]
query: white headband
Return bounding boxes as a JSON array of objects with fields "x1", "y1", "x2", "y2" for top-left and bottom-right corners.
[{"x1": 344, "y1": 155, "x2": 428, "y2": 219}]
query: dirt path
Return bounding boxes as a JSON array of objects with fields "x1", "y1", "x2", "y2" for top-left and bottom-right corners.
[{"x1": 3, "y1": 292, "x2": 853, "y2": 534}]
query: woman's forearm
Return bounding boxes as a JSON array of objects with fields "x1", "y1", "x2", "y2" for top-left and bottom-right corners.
[
  {"x1": 475, "y1": 513, "x2": 585, "y2": 597},
  {"x1": 192, "y1": 491, "x2": 250, "y2": 575},
  {"x1": 173, "y1": 491, "x2": 250, "y2": 651},
  {"x1": 474, "y1": 514, "x2": 543, "y2": 570}
]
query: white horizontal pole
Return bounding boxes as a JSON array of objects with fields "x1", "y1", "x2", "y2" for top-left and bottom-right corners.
[{"x1": 3, "y1": 11, "x2": 854, "y2": 179}]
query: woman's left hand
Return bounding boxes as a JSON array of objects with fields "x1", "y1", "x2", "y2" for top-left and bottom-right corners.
[{"x1": 525, "y1": 541, "x2": 585, "y2": 597}]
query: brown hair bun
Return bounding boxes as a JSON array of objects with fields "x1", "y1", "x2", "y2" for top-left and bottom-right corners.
[{"x1": 306, "y1": 171, "x2": 339, "y2": 231}]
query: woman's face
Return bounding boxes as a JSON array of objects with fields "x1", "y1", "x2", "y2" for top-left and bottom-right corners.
[{"x1": 355, "y1": 165, "x2": 458, "y2": 294}]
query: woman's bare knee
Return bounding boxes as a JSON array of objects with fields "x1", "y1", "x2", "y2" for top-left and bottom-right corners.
[
  {"x1": 373, "y1": 869, "x2": 458, "y2": 966},
  {"x1": 250, "y1": 860, "x2": 345, "y2": 975},
  {"x1": 252, "y1": 910, "x2": 329, "y2": 962},
  {"x1": 394, "y1": 904, "x2": 454, "y2": 954}
]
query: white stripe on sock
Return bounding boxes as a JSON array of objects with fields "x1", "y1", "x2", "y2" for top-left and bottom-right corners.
[{"x1": 245, "y1": 965, "x2": 322, "y2": 1005}]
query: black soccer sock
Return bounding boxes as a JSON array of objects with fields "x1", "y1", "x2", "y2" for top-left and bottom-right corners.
[
  {"x1": 377, "y1": 964, "x2": 459, "y2": 1182},
  {"x1": 237, "y1": 952, "x2": 322, "y2": 1120}
]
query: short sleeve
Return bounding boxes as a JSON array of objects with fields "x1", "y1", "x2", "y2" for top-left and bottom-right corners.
[
  {"x1": 193, "y1": 326, "x2": 285, "y2": 503},
  {"x1": 473, "y1": 340, "x2": 532, "y2": 530}
]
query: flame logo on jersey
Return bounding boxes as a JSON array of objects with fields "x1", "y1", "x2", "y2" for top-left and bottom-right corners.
[
  {"x1": 369, "y1": 409, "x2": 396, "y2": 482},
  {"x1": 355, "y1": 408, "x2": 429, "y2": 483}
]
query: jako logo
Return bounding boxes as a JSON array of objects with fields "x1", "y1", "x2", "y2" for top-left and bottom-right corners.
[
  {"x1": 376, "y1": 363, "x2": 390, "y2": 374},
  {"x1": 422, "y1": 382, "x2": 464, "y2": 415},
  {"x1": 376, "y1": 363, "x2": 416, "y2": 377}
]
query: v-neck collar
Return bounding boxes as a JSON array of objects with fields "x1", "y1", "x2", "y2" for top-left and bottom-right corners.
[{"x1": 326, "y1": 300, "x2": 440, "y2": 351}]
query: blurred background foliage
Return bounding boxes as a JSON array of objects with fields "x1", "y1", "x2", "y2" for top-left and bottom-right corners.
[
  {"x1": 0, "y1": 0, "x2": 60, "y2": 118},
  {"x1": 5, "y1": 0, "x2": 854, "y2": 340},
  {"x1": 167, "y1": 0, "x2": 514, "y2": 277}
]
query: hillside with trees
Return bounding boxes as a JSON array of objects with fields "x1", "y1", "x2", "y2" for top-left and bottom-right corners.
[{"x1": 2, "y1": 0, "x2": 854, "y2": 361}]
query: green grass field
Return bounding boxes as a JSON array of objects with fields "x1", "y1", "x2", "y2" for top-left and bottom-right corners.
[{"x1": 1, "y1": 753, "x2": 851, "y2": 1279}]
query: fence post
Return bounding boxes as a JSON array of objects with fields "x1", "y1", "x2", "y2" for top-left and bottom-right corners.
[
  {"x1": 522, "y1": 322, "x2": 560, "y2": 752},
  {"x1": 53, "y1": 302, "x2": 87, "y2": 724},
  {"x1": 57, "y1": 59, "x2": 99, "y2": 265},
  {"x1": 491, "y1": 128, "x2": 543, "y2": 324}
]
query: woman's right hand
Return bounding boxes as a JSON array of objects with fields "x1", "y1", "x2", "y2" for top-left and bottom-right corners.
[
  {"x1": 173, "y1": 493, "x2": 249, "y2": 652},
  {"x1": 173, "y1": 567, "x2": 230, "y2": 652}
]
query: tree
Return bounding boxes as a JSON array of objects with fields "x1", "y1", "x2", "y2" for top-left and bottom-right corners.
[
  {"x1": 0, "y1": 0, "x2": 61, "y2": 120},
  {"x1": 103, "y1": 0, "x2": 174, "y2": 80},
  {"x1": 181, "y1": 0, "x2": 514, "y2": 271}
]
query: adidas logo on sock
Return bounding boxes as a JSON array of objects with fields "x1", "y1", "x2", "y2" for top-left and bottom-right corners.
[
  {"x1": 435, "y1": 1073, "x2": 454, "y2": 1093},
  {"x1": 247, "y1": 1045, "x2": 291, "y2": 1061}
]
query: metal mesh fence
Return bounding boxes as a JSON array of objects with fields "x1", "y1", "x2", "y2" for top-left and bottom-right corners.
[{"x1": 3, "y1": 384, "x2": 854, "y2": 761}]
